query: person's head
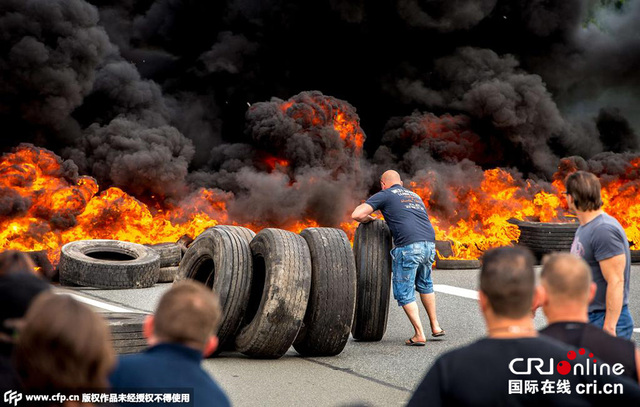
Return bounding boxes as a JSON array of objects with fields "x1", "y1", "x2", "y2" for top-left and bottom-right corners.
[
  {"x1": 0, "y1": 250, "x2": 36, "y2": 276},
  {"x1": 380, "y1": 170, "x2": 403, "y2": 190},
  {"x1": 479, "y1": 246, "x2": 537, "y2": 321},
  {"x1": 564, "y1": 171, "x2": 603, "y2": 213},
  {"x1": 0, "y1": 272, "x2": 50, "y2": 355},
  {"x1": 539, "y1": 253, "x2": 595, "y2": 312},
  {"x1": 144, "y1": 280, "x2": 222, "y2": 356},
  {"x1": 14, "y1": 292, "x2": 115, "y2": 391}
]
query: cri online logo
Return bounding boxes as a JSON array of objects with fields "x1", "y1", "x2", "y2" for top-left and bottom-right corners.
[
  {"x1": 509, "y1": 348, "x2": 625, "y2": 376},
  {"x1": 4, "y1": 390, "x2": 22, "y2": 406}
]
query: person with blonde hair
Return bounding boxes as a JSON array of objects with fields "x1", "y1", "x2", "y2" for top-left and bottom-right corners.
[{"x1": 110, "y1": 280, "x2": 230, "y2": 407}]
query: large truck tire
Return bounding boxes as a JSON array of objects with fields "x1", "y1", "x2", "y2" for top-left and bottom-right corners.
[
  {"x1": 351, "y1": 220, "x2": 392, "y2": 342},
  {"x1": 294, "y1": 228, "x2": 356, "y2": 356},
  {"x1": 235, "y1": 229, "x2": 312, "y2": 359},
  {"x1": 516, "y1": 221, "x2": 578, "y2": 258},
  {"x1": 213, "y1": 225, "x2": 256, "y2": 245},
  {"x1": 59, "y1": 240, "x2": 160, "y2": 289},
  {"x1": 175, "y1": 228, "x2": 252, "y2": 349}
]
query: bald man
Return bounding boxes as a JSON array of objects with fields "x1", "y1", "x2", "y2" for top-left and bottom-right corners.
[
  {"x1": 538, "y1": 253, "x2": 639, "y2": 382},
  {"x1": 352, "y1": 170, "x2": 443, "y2": 346}
]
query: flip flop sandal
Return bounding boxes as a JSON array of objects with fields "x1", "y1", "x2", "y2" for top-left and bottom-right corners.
[
  {"x1": 405, "y1": 338, "x2": 426, "y2": 346},
  {"x1": 432, "y1": 329, "x2": 446, "y2": 337}
]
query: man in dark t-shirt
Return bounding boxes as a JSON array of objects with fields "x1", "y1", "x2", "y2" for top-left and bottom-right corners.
[
  {"x1": 408, "y1": 247, "x2": 640, "y2": 406},
  {"x1": 352, "y1": 170, "x2": 442, "y2": 346},
  {"x1": 565, "y1": 171, "x2": 633, "y2": 339},
  {"x1": 538, "y1": 253, "x2": 639, "y2": 382}
]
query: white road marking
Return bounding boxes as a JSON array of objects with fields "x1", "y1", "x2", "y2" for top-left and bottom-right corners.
[
  {"x1": 434, "y1": 284, "x2": 478, "y2": 300},
  {"x1": 55, "y1": 291, "x2": 136, "y2": 313},
  {"x1": 433, "y1": 285, "x2": 640, "y2": 334}
]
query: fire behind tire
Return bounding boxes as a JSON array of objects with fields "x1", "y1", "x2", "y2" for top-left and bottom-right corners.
[
  {"x1": 175, "y1": 228, "x2": 252, "y2": 350},
  {"x1": 515, "y1": 220, "x2": 579, "y2": 259},
  {"x1": 104, "y1": 313, "x2": 148, "y2": 355},
  {"x1": 351, "y1": 220, "x2": 392, "y2": 342},
  {"x1": 235, "y1": 229, "x2": 312, "y2": 359},
  {"x1": 145, "y1": 243, "x2": 182, "y2": 268},
  {"x1": 59, "y1": 240, "x2": 160, "y2": 289},
  {"x1": 294, "y1": 228, "x2": 356, "y2": 357}
]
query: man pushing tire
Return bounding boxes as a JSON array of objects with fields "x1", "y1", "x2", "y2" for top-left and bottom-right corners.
[{"x1": 352, "y1": 170, "x2": 445, "y2": 346}]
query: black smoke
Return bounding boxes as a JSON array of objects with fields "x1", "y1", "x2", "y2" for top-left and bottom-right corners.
[{"x1": 1, "y1": 0, "x2": 639, "y2": 227}]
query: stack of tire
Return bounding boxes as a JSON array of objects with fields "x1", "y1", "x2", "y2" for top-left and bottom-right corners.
[
  {"x1": 515, "y1": 220, "x2": 579, "y2": 260},
  {"x1": 175, "y1": 220, "x2": 394, "y2": 358},
  {"x1": 103, "y1": 313, "x2": 148, "y2": 355},
  {"x1": 145, "y1": 243, "x2": 182, "y2": 283}
]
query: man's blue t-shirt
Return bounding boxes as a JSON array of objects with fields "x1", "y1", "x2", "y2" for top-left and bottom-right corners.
[
  {"x1": 570, "y1": 213, "x2": 631, "y2": 313},
  {"x1": 365, "y1": 184, "x2": 436, "y2": 247}
]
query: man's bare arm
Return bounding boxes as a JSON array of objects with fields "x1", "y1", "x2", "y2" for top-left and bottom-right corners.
[
  {"x1": 600, "y1": 253, "x2": 626, "y2": 336},
  {"x1": 351, "y1": 203, "x2": 375, "y2": 223}
]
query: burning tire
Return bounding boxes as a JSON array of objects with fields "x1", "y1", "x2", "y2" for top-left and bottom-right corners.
[
  {"x1": 145, "y1": 243, "x2": 182, "y2": 268},
  {"x1": 294, "y1": 228, "x2": 356, "y2": 356},
  {"x1": 104, "y1": 313, "x2": 148, "y2": 355},
  {"x1": 631, "y1": 250, "x2": 640, "y2": 264},
  {"x1": 213, "y1": 225, "x2": 256, "y2": 245},
  {"x1": 515, "y1": 220, "x2": 578, "y2": 259},
  {"x1": 351, "y1": 220, "x2": 392, "y2": 342},
  {"x1": 235, "y1": 229, "x2": 312, "y2": 359},
  {"x1": 157, "y1": 266, "x2": 179, "y2": 283},
  {"x1": 175, "y1": 227, "x2": 252, "y2": 350},
  {"x1": 59, "y1": 240, "x2": 160, "y2": 289}
]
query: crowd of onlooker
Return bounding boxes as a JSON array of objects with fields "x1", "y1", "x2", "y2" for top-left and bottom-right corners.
[{"x1": 1, "y1": 170, "x2": 639, "y2": 406}]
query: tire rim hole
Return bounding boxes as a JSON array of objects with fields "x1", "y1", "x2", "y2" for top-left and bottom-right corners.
[
  {"x1": 192, "y1": 258, "x2": 215, "y2": 288},
  {"x1": 244, "y1": 254, "x2": 267, "y2": 326},
  {"x1": 85, "y1": 251, "x2": 137, "y2": 261}
]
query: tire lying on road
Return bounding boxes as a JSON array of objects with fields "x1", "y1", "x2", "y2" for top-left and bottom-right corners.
[
  {"x1": 435, "y1": 258, "x2": 481, "y2": 270},
  {"x1": 104, "y1": 313, "x2": 148, "y2": 355},
  {"x1": 145, "y1": 243, "x2": 182, "y2": 268},
  {"x1": 235, "y1": 229, "x2": 312, "y2": 359},
  {"x1": 157, "y1": 266, "x2": 179, "y2": 283},
  {"x1": 59, "y1": 240, "x2": 160, "y2": 289},
  {"x1": 213, "y1": 225, "x2": 256, "y2": 245},
  {"x1": 351, "y1": 220, "x2": 392, "y2": 342},
  {"x1": 294, "y1": 228, "x2": 356, "y2": 357},
  {"x1": 175, "y1": 228, "x2": 252, "y2": 349},
  {"x1": 631, "y1": 250, "x2": 640, "y2": 264}
]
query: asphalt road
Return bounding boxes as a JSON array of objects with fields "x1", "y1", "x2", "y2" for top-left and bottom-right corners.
[{"x1": 71, "y1": 265, "x2": 640, "y2": 407}]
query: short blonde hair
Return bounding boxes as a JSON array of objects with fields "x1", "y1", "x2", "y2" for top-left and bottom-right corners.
[{"x1": 154, "y1": 280, "x2": 222, "y2": 346}]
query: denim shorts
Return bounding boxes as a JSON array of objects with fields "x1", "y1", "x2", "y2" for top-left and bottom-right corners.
[
  {"x1": 390, "y1": 241, "x2": 436, "y2": 307},
  {"x1": 588, "y1": 304, "x2": 635, "y2": 340}
]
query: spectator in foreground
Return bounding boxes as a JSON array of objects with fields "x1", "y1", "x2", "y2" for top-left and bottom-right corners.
[
  {"x1": 0, "y1": 252, "x2": 50, "y2": 390},
  {"x1": 13, "y1": 293, "x2": 115, "y2": 397},
  {"x1": 408, "y1": 246, "x2": 640, "y2": 406},
  {"x1": 538, "y1": 252, "x2": 640, "y2": 382},
  {"x1": 565, "y1": 171, "x2": 633, "y2": 339},
  {"x1": 110, "y1": 280, "x2": 231, "y2": 407}
]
